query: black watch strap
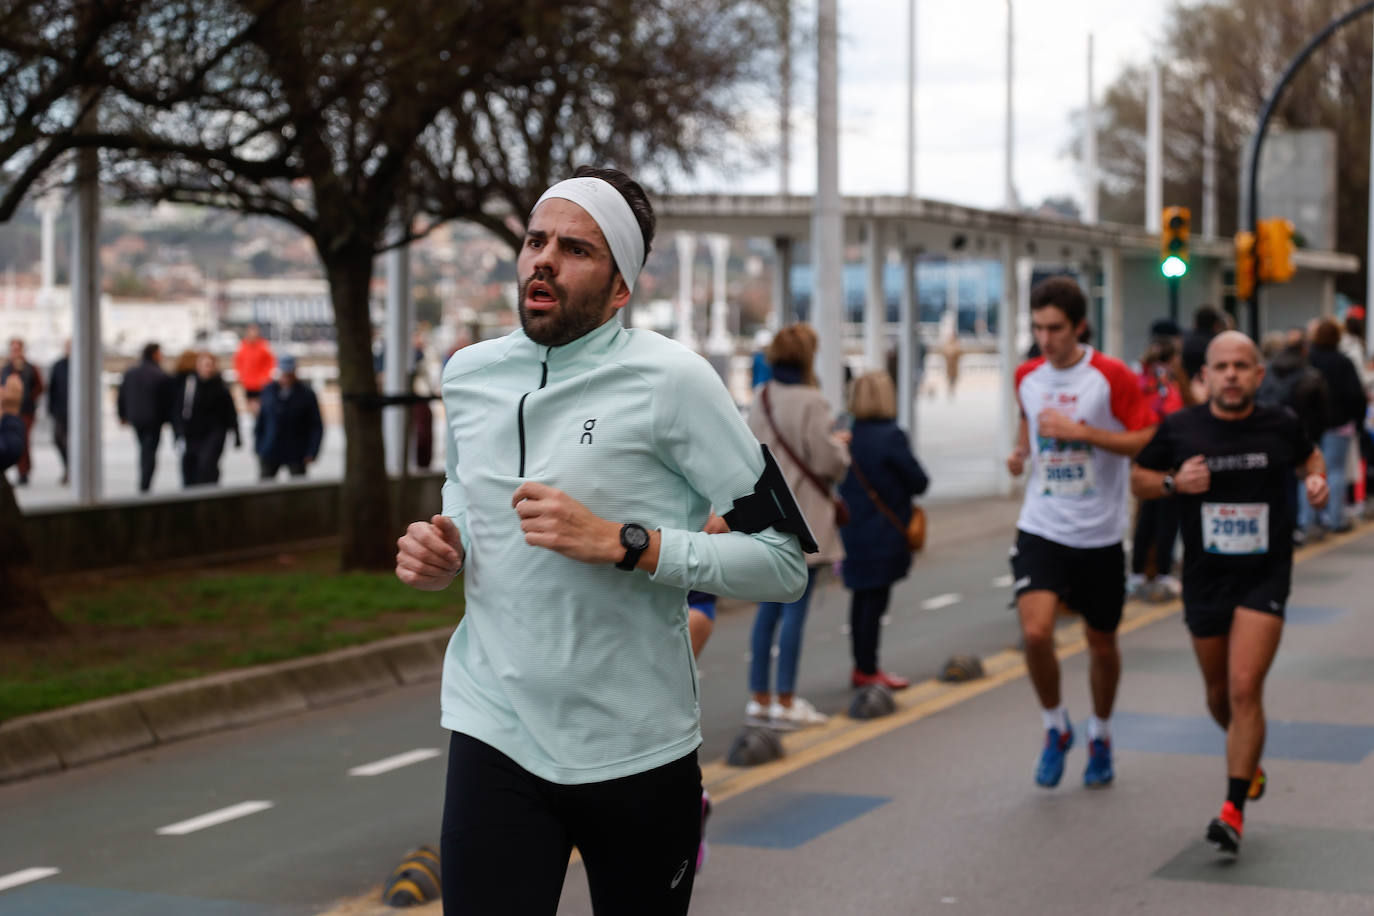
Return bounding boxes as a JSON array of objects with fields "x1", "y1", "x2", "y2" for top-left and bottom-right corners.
[{"x1": 616, "y1": 523, "x2": 650, "y2": 571}]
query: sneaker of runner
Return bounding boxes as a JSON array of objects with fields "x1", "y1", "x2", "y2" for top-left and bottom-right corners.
[
  {"x1": 1132, "y1": 331, "x2": 1327, "y2": 856},
  {"x1": 1006, "y1": 277, "x2": 1157, "y2": 789}
]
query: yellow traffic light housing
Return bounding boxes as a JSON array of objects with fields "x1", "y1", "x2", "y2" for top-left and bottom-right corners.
[
  {"x1": 1160, "y1": 206, "x2": 1191, "y2": 277},
  {"x1": 1256, "y1": 218, "x2": 1296, "y2": 284},
  {"x1": 1234, "y1": 231, "x2": 1256, "y2": 300}
]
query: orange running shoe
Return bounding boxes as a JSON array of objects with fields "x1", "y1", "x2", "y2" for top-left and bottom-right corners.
[
  {"x1": 1206, "y1": 801, "x2": 1244, "y2": 855},
  {"x1": 1248, "y1": 765, "x2": 1267, "y2": 801}
]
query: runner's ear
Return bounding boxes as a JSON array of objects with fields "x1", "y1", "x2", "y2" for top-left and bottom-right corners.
[{"x1": 723, "y1": 444, "x2": 819, "y2": 553}]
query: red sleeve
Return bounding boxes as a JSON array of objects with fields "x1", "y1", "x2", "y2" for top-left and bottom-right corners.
[
  {"x1": 1013, "y1": 357, "x2": 1044, "y2": 416},
  {"x1": 1093, "y1": 352, "x2": 1155, "y2": 431}
]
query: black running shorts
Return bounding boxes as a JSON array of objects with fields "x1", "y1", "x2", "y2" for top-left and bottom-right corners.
[
  {"x1": 1183, "y1": 564, "x2": 1291, "y2": 638},
  {"x1": 440, "y1": 732, "x2": 701, "y2": 916},
  {"x1": 1010, "y1": 529, "x2": 1126, "y2": 634}
]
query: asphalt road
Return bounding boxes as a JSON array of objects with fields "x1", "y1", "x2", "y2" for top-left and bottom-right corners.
[{"x1": 0, "y1": 499, "x2": 1023, "y2": 915}]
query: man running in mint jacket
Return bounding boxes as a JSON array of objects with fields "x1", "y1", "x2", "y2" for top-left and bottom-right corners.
[{"x1": 396, "y1": 166, "x2": 811, "y2": 916}]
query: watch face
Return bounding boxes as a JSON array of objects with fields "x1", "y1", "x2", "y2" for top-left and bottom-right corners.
[{"x1": 622, "y1": 524, "x2": 650, "y2": 551}]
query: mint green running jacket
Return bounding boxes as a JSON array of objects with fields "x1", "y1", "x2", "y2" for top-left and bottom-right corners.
[{"x1": 439, "y1": 318, "x2": 808, "y2": 784}]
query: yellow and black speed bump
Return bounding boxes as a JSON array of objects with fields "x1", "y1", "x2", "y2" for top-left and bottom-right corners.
[{"x1": 382, "y1": 845, "x2": 441, "y2": 908}]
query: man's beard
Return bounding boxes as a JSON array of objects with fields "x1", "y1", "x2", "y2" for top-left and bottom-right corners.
[
  {"x1": 518, "y1": 271, "x2": 616, "y2": 348},
  {"x1": 1215, "y1": 390, "x2": 1254, "y2": 412}
]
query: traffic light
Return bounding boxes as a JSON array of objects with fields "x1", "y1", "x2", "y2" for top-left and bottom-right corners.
[
  {"x1": 1256, "y1": 218, "x2": 1296, "y2": 284},
  {"x1": 1234, "y1": 231, "x2": 1256, "y2": 300},
  {"x1": 1160, "y1": 206, "x2": 1190, "y2": 278}
]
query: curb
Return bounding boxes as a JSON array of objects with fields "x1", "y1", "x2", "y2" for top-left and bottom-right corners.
[{"x1": 0, "y1": 627, "x2": 452, "y2": 784}]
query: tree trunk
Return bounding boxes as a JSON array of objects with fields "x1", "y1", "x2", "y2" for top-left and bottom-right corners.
[
  {"x1": 0, "y1": 476, "x2": 65, "y2": 639},
  {"x1": 325, "y1": 249, "x2": 395, "y2": 571}
]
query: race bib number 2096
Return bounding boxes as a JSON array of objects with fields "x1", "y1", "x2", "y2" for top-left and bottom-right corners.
[{"x1": 1202, "y1": 502, "x2": 1269, "y2": 555}]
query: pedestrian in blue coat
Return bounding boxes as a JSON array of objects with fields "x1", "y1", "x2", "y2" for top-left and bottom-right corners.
[
  {"x1": 838, "y1": 371, "x2": 929, "y2": 690},
  {"x1": 255, "y1": 355, "x2": 323, "y2": 479}
]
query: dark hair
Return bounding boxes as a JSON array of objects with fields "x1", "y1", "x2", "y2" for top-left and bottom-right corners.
[
  {"x1": 1193, "y1": 305, "x2": 1223, "y2": 333},
  {"x1": 1149, "y1": 318, "x2": 1182, "y2": 337},
  {"x1": 1142, "y1": 336, "x2": 1176, "y2": 366},
  {"x1": 141, "y1": 342, "x2": 161, "y2": 362},
  {"x1": 1029, "y1": 276, "x2": 1087, "y2": 326},
  {"x1": 1311, "y1": 318, "x2": 1342, "y2": 350},
  {"x1": 571, "y1": 165, "x2": 655, "y2": 266},
  {"x1": 1346, "y1": 315, "x2": 1366, "y2": 339}
]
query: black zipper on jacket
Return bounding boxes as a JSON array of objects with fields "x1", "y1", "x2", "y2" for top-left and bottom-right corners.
[{"x1": 517, "y1": 356, "x2": 550, "y2": 476}]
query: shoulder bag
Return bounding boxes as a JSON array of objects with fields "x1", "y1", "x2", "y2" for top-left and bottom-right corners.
[
  {"x1": 849, "y1": 459, "x2": 926, "y2": 552},
  {"x1": 759, "y1": 384, "x2": 850, "y2": 527}
]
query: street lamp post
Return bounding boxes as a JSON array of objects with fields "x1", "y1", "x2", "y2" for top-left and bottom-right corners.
[{"x1": 1241, "y1": 0, "x2": 1374, "y2": 337}]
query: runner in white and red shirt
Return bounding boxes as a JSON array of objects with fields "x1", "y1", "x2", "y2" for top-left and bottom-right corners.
[{"x1": 1006, "y1": 277, "x2": 1157, "y2": 790}]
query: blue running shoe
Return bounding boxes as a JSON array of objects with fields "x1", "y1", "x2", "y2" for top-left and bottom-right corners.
[
  {"x1": 1034, "y1": 720, "x2": 1074, "y2": 788},
  {"x1": 1083, "y1": 737, "x2": 1114, "y2": 787}
]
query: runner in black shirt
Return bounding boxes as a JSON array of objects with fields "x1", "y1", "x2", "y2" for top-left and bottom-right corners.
[{"x1": 1132, "y1": 332, "x2": 1329, "y2": 856}]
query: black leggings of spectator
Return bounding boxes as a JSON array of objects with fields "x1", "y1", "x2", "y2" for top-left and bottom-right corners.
[{"x1": 850, "y1": 585, "x2": 892, "y2": 676}]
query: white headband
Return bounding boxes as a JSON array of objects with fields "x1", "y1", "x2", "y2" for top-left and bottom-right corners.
[{"x1": 532, "y1": 177, "x2": 646, "y2": 292}]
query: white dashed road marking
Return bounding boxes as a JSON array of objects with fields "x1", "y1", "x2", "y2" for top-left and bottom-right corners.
[
  {"x1": 156, "y1": 801, "x2": 274, "y2": 836},
  {"x1": 349, "y1": 748, "x2": 443, "y2": 777},
  {"x1": 0, "y1": 868, "x2": 59, "y2": 893},
  {"x1": 920, "y1": 593, "x2": 963, "y2": 611},
  {"x1": 992, "y1": 574, "x2": 1015, "y2": 588}
]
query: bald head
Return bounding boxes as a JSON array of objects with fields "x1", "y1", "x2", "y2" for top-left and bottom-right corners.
[
  {"x1": 1205, "y1": 330, "x2": 1260, "y2": 368},
  {"x1": 1203, "y1": 330, "x2": 1264, "y2": 415}
]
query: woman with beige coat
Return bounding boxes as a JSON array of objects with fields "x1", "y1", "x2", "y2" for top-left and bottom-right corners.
[{"x1": 745, "y1": 323, "x2": 850, "y2": 728}]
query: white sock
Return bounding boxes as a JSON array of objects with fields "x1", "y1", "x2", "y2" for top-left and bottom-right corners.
[
  {"x1": 1087, "y1": 715, "x2": 1110, "y2": 741},
  {"x1": 1041, "y1": 705, "x2": 1069, "y2": 733}
]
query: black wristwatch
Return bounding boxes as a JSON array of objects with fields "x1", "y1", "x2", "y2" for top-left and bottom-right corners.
[
  {"x1": 616, "y1": 523, "x2": 650, "y2": 571},
  {"x1": 1161, "y1": 474, "x2": 1177, "y2": 496}
]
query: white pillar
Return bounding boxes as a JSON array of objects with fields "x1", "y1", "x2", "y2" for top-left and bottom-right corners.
[
  {"x1": 70, "y1": 141, "x2": 102, "y2": 503},
  {"x1": 906, "y1": 0, "x2": 917, "y2": 198},
  {"x1": 706, "y1": 234, "x2": 732, "y2": 356},
  {"x1": 37, "y1": 192, "x2": 59, "y2": 295},
  {"x1": 814, "y1": 0, "x2": 845, "y2": 410},
  {"x1": 1015, "y1": 256, "x2": 1034, "y2": 360},
  {"x1": 1084, "y1": 34, "x2": 1098, "y2": 224},
  {"x1": 1146, "y1": 60, "x2": 1163, "y2": 233},
  {"x1": 997, "y1": 240, "x2": 1019, "y2": 496},
  {"x1": 1203, "y1": 82, "x2": 1218, "y2": 239},
  {"x1": 383, "y1": 239, "x2": 411, "y2": 476},
  {"x1": 675, "y1": 232, "x2": 699, "y2": 351},
  {"x1": 772, "y1": 237, "x2": 792, "y2": 331},
  {"x1": 780, "y1": 2, "x2": 792, "y2": 196},
  {"x1": 898, "y1": 247, "x2": 918, "y2": 434},
  {"x1": 1003, "y1": 0, "x2": 1017, "y2": 211},
  {"x1": 863, "y1": 220, "x2": 885, "y2": 369},
  {"x1": 1103, "y1": 247, "x2": 1124, "y2": 359}
]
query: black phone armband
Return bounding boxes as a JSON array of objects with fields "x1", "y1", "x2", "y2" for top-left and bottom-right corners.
[{"x1": 722, "y1": 444, "x2": 819, "y2": 554}]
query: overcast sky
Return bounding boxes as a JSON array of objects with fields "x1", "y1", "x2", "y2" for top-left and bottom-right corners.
[{"x1": 688, "y1": 0, "x2": 1169, "y2": 211}]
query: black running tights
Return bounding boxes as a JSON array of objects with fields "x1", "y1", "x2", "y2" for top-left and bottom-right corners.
[{"x1": 440, "y1": 731, "x2": 701, "y2": 916}]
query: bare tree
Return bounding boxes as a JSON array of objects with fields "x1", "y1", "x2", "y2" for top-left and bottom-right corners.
[
  {"x1": 0, "y1": 0, "x2": 786, "y2": 580},
  {"x1": 1069, "y1": 0, "x2": 1371, "y2": 298}
]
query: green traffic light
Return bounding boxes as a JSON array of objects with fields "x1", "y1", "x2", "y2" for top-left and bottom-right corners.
[{"x1": 1161, "y1": 255, "x2": 1188, "y2": 278}]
